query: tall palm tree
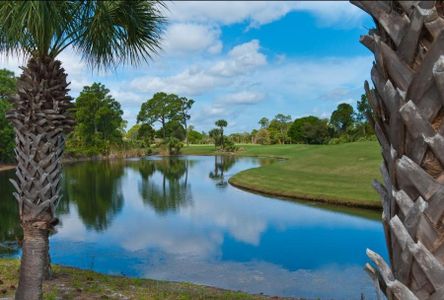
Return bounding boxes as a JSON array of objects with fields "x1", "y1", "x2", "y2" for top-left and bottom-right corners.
[
  {"x1": 215, "y1": 119, "x2": 227, "y2": 149},
  {"x1": 0, "y1": 1, "x2": 164, "y2": 299},
  {"x1": 352, "y1": 1, "x2": 444, "y2": 299}
]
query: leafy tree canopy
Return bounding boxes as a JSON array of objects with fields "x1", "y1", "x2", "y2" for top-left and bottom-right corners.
[
  {"x1": 188, "y1": 129, "x2": 203, "y2": 144},
  {"x1": 162, "y1": 119, "x2": 186, "y2": 141},
  {"x1": 288, "y1": 116, "x2": 329, "y2": 144},
  {"x1": 126, "y1": 124, "x2": 142, "y2": 141},
  {"x1": 269, "y1": 114, "x2": 292, "y2": 144},
  {"x1": 258, "y1": 117, "x2": 269, "y2": 129},
  {"x1": 0, "y1": 69, "x2": 16, "y2": 100},
  {"x1": 255, "y1": 128, "x2": 271, "y2": 145},
  {"x1": 0, "y1": 69, "x2": 16, "y2": 163},
  {"x1": 137, "y1": 92, "x2": 183, "y2": 139},
  {"x1": 69, "y1": 82, "x2": 125, "y2": 152},
  {"x1": 330, "y1": 103, "x2": 355, "y2": 133}
]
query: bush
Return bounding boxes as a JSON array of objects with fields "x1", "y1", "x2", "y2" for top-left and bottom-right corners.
[
  {"x1": 255, "y1": 129, "x2": 271, "y2": 145},
  {"x1": 288, "y1": 116, "x2": 329, "y2": 144},
  {"x1": 221, "y1": 138, "x2": 238, "y2": 152},
  {"x1": 0, "y1": 99, "x2": 15, "y2": 163},
  {"x1": 328, "y1": 135, "x2": 351, "y2": 145},
  {"x1": 158, "y1": 137, "x2": 183, "y2": 155}
]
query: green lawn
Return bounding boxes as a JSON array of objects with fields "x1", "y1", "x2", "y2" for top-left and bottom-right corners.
[
  {"x1": 0, "y1": 259, "x2": 288, "y2": 300},
  {"x1": 182, "y1": 141, "x2": 382, "y2": 209}
]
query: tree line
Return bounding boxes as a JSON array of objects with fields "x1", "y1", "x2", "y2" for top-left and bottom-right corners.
[
  {"x1": 185, "y1": 98, "x2": 374, "y2": 147},
  {"x1": 230, "y1": 98, "x2": 374, "y2": 146},
  {"x1": 0, "y1": 67, "x2": 375, "y2": 164}
]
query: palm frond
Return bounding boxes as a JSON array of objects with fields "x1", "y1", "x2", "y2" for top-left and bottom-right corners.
[
  {"x1": 0, "y1": 0, "x2": 165, "y2": 69},
  {"x1": 0, "y1": 1, "x2": 73, "y2": 57},
  {"x1": 69, "y1": 0, "x2": 166, "y2": 69}
]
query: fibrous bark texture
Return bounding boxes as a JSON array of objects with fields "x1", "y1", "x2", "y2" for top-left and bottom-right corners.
[
  {"x1": 352, "y1": 1, "x2": 444, "y2": 299},
  {"x1": 7, "y1": 56, "x2": 73, "y2": 300}
]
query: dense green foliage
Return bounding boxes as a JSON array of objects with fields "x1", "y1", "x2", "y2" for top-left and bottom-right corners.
[
  {"x1": 207, "y1": 119, "x2": 237, "y2": 152},
  {"x1": 67, "y1": 83, "x2": 125, "y2": 155},
  {"x1": 187, "y1": 127, "x2": 204, "y2": 144},
  {"x1": 355, "y1": 94, "x2": 375, "y2": 137},
  {"x1": 258, "y1": 117, "x2": 269, "y2": 129},
  {"x1": 138, "y1": 92, "x2": 181, "y2": 139},
  {"x1": 136, "y1": 92, "x2": 194, "y2": 154},
  {"x1": 0, "y1": 69, "x2": 16, "y2": 163},
  {"x1": 0, "y1": 169, "x2": 21, "y2": 253},
  {"x1": 269, "y1": 114, "x2": 291, "y2": 144},
  {"x1": 0, "y1": 68, "x2": 375, "y2": 158},
  {"x1": 250, "y1": 97, "x2": 375, "y2": 146},
  {"x1": 288, "y1": 116, "x2": 329, "y2": 144},
  {"x1": 255, "y1": 128, "x2": 271, "y2": 145},
  {"x1": 330, "y1": 103, "x2": 354, "y2": 134}
]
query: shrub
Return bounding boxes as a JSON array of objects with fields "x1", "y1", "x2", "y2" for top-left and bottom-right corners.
[
  {"x1": 158, "y1": 137, "x2": 183, "y2": 155},
  {"x1": 221, "y1": 138, "x2": 238, "y2": 152}
]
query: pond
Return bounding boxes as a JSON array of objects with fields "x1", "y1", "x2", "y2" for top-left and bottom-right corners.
[{"x1": 0, "y1": 156, "x2": 388, "y2": 300}]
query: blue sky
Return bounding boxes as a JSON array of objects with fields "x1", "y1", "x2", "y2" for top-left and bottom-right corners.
[{"x1": 0, "y1": 1, "x2": 374, "y2": 134}]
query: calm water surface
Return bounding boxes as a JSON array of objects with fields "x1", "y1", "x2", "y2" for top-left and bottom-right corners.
[{"x1": 0, "y1": 156, "x2": 388, "y2": 299}]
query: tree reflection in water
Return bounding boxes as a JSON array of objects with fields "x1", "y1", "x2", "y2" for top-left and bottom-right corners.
[
  {"x1": 63, "y1": 161, "x2": 125, "y2": 232},
  {"x1": 135, "y1": 158, "x2": 193, "y2": 214},
  {"x1": 209, "y1": 156, "x2": 236, "y2": 188}
]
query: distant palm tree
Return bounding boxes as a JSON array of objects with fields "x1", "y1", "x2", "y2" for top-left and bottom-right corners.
[
  {"x1": 0, "y1": 1, "x2": 164, "y2": 299},
  {"x1": 352, "y1": 1, "x2": 444, "y2": 299},
  {"x1": 215, "y1": 119, "x2": 228, "y2": 149}
]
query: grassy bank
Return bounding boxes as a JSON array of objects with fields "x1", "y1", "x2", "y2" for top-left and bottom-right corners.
[
  {"x1": 182, "y1": 141, "x2": 382, "y2": 209},
  {"x1": 0, "y1": 259, "x2": 290, "y2": 300}
]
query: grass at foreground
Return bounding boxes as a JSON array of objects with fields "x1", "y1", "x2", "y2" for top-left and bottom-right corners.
[
  {"x1": 182, "y1": 141, "x2": 382, "y2": 209},
  {"x1": 0, "y1": 258, "x2": 293, "y2": 300}
]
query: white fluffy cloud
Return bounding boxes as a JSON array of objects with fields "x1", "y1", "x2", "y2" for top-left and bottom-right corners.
[
  {"x1": 130, "y1": 40, "x2": 267, "y2": 97},
  {"x1": 160, "y1": 1, "x2": 365, "y2": 58},
  {"x1": 161, "y1": 23, "x2": 222, "y2": 55},
  {"x1": 210, "y1": 40, "x2": 266, "y2": 77},
  {"x1": 129, "y1": 66, "x2": 223, "y2": 96},
  {"x1": 258, "y1": 56, "x2": 372, "y2": 100},
  {"x1": 223, "y1": 91, "x2": 265, "y2": 105},
  {"x1": 295, "y1": 1, "x2": 365, "y2": 27},
  {"x1": 165, "y1": 1, "x2": 366, "y2": 28},
  {"x1": 193, "y1": 55, "x2": 372, "y2": 130}
]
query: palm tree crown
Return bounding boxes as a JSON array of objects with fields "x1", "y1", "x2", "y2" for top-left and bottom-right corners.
[{"x1": 0, "y1": 0, "x2": 165, "y2": 68}]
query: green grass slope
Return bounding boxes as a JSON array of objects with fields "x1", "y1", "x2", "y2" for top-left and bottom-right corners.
[{"x1": 182, "y1": 141, "x2": 382, "y2": 208}]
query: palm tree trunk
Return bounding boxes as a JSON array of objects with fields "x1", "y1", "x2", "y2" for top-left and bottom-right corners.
[
  {"x1": 7, "y1": 56, "x2": 73, "y2": 300},
  {"x1": 15, "y1": 226, "x2": 48, "y2": 300},
  {"x1": 220, "y1": 128, "x2": 224, "y2": 149},
  {"x1": 352, "y1": 1, "x2": 444, "y2": 299}
]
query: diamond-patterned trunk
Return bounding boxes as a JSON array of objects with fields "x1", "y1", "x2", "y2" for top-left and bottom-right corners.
[
  {"x1": 7, "y1": 56, "x2": 73, "y2": 300},
  {"x1": 351, "y1": 1, "x2": 444, "y2": 299}
]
